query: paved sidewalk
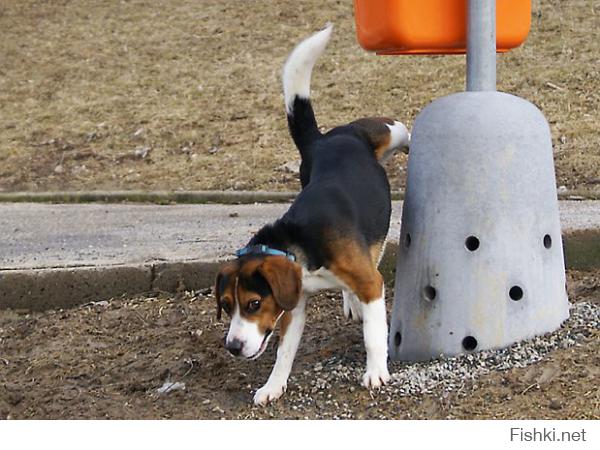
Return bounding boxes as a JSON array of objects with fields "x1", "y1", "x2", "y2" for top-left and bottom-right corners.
[
  {"x1": 1, "y1": 201, "x2": 599, "y2": 311},
  {"x1": 1, "y1": 201, "x2": 600, "y2": 270}
]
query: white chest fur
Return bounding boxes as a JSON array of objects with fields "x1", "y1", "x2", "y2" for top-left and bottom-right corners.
[{"x1": 301, "y1": 267, "x2": 348, "y2": 294}]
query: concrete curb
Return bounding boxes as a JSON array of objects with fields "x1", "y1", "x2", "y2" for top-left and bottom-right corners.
[
  {"x1": 0, "y1": 261, "x2": 220, "y2": 312},
  {"x1": 1, "y1": 188, "x2": 599, "y2": 204},
  {"x1": 0, "y1": 190, "x2": 300, "y2": 204},
  {"x1": 0, "y1": 245, "x2": 400, "y2": 312},
  {"x1": 2, "y1": 232, "x2": 599, "y2": 312},
  {"x1": 0, "y1": 265, "x2": 152, "y2": 311}
]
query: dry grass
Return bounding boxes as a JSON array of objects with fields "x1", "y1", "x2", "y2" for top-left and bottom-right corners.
[{"x1": 0, "y1": 0, "x2": 598, "y2": 192}]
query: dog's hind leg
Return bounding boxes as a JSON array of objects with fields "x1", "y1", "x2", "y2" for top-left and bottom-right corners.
[
  {"x1": 253, "y1": 296, "x2": 307, "y2": 406},
  {"x1": 342, "y1": 289, "x2": 363, "y2": 322},
  {"x1": 369, "y1": 239, "x2": 388, "y2": 268},
  {"x1": 359, "y1": 283, "x2": 390, "y2": 389},
  {"x1": 329, "y1": 247, "x2": 391, "y2": 390}
]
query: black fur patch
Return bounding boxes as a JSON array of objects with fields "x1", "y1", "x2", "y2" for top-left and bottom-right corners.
[
  {"x1": 247, "y1": 95, "x2": 392, "y2": 271},
  {"x1": 239, "y1": 268, "x2": 273, "y2": 298}
]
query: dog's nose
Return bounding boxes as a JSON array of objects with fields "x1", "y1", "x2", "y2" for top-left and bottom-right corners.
[{"x1": 226, "y1": 339, "x2": 244, "y2": 356}]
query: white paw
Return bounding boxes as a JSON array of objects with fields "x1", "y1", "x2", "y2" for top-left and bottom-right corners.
[
  {"x1": 253, "y1": 382, "x2": 287, "y2": 406},
  {"x1": 361, "y1": 365, "x2": 391, "y2": 390},
  {"x1": 342, "y1": 291, "x2": 362, "y2": 322}
]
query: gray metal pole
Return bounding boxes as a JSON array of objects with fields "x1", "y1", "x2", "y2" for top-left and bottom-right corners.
[{"x1": 466, "y1": 0, "x2": 496, "y2": 91}]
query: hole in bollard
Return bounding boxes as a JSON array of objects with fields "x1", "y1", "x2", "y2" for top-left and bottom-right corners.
[
  {"x1": 404, "y1": 233, "x2": 411, "y2": 248},
  {"x1": 465, "y1": 235, "x2": 480, "y2": 251},
  {"x1": 509, "y1": 285, "x2": 524, "y2": 301},
  {"x1": 394, "y1": 332, "x2": 402, "y2": 347},
  {"x1": 543, "y1": 234, "x2": 552, "y2": 249},
  {"x1": 462, "y1": 336, "x2": 478, "y2": 351},
  {"x1": 423, "y1": 285, "x2": 436, "y2": 301}
]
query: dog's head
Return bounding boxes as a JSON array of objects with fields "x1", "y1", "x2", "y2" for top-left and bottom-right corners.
[{"x1": 214, "y1": 255, "x2": 302, "y2": 359}]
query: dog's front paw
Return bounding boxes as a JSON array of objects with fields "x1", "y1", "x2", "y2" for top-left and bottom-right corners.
[
  {"x1": 253, "y1": 382, "x2": 287, "y2": 406},
  {"x1": 361, "y1": 365, "x2": 391, "y2": 390}
]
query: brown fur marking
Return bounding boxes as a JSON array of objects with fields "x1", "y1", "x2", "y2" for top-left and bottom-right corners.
[
  {"x1": 350, "y1": 117, "x2": 394, "y2": 160},
  {"x1": 257, "y1": 256, "x2": 302, "y2": 311},
  {"x1": 327, "y1": 237, "x2": 384, "y2": 303},
  {"x1": 369, "y1": 241, "x2": 384, "y2": 266}
]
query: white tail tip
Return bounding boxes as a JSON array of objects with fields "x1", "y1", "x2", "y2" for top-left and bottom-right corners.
[{"x1": 283, "y1": 23, "x2": 334, "y2": 114}]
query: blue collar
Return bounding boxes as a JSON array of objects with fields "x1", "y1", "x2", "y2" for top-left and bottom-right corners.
[{"x1": 235, "y1": 244, "x2": 296, "y2": 262}]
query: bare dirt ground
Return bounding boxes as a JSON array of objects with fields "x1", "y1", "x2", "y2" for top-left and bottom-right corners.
[
  {"x1": 0, "y1": 0, "x2": 599, "y2": 193},
  {"x1": 0, "y1": 269, "x2": 597, "y2": 420}
]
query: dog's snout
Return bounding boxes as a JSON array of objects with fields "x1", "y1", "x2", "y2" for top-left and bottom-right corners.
[{"x1": 226, "y1": 338, "x2": 244, "y2": 356}]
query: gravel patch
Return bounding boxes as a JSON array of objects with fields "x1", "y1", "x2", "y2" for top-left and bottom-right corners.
[{"x1": 279, "y1": 302, "x2": 599, "y2": 419}]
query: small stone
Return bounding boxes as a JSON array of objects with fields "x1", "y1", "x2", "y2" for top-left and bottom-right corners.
[
  {"x1": 190, "y1": 329, "x2": 203, "y2": 340},
  {"x1": 134, "y1": 146, "x2": 151, "y2": 159},
  {"x1": 548, "y1": 399, "x2": 562, "y2": 410},
  {"x1": 277, "y1": 160, "x2": 300, "y2": 174},
  {"x1": 156, "y1": 381, "x2": 185, "y2": 394},
  {"x1": 7, "y1": 392, "x2": 23, "y2": 406}
]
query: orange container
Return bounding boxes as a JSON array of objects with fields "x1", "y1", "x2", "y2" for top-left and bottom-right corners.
[{"x1": 354, "y1": 0, "x2": 531, "y2": 55}]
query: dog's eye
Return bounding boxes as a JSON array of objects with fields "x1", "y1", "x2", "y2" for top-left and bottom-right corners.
[{"x1": 246, "y1": 299, "x2": 261, "y2": 313}]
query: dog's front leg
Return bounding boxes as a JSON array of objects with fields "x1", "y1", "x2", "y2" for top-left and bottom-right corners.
[
  {"x1": 253, "y1": 296, "x2": 306, "y2": 406},
  {"x1": 360, "y1": 285, "x2": 391, "y2": 389}
]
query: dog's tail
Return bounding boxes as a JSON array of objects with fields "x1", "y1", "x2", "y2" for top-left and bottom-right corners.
[{"x1": 283, "y1": 23, "x2": 333, "y2": 157}]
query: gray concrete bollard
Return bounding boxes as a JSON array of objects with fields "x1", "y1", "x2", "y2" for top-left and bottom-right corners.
[
  {"x1": 389, "y1": 90, "x2": 570, "y2": 361},
  {"x1": 388, "y1": 0, "x2": 568, "y2": 361}
]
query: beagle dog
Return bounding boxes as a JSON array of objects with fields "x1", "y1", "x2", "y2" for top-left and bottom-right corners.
[{"x1": 214, "y1": 23, "x2": 409, "y2": 406}]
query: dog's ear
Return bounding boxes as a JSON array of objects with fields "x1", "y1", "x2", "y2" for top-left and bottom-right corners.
[
  {"x1": 258, "y1": 256, "x2": 302, "y2": 311},
  {"x1": 214, "y1": 271, "x2": 223, "y2": 321},
  {"x1": 214, "y1": 262, "x2": 237, "y2": 320}
]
